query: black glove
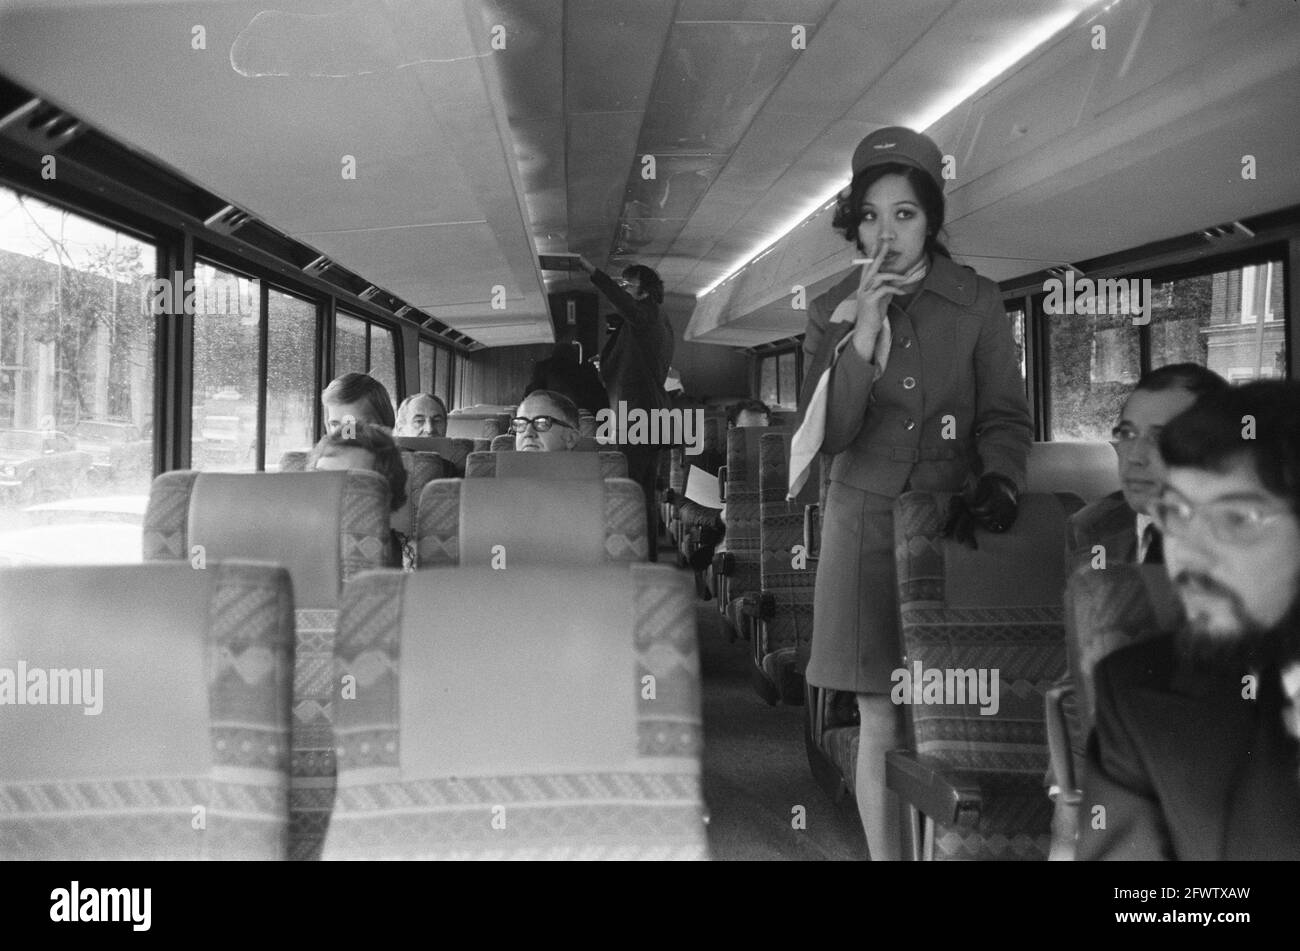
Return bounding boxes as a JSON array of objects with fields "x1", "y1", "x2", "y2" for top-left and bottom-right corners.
[{"x1": 943, "y1": 474, "x2": 1019, "y2": 549}]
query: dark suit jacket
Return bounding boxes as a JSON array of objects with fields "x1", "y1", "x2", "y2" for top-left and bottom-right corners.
[
  {"x1": 797, "y1": 254, "x2": 1031, "y2": 496},
  {"x1": 1078, "y1": 634, "x2": 1300, "y2": 860},
  {"x1": 1068, "y1": 491, "x2": 1139, "y2": 573},
  {"x1": 591, "y1": 270, "x2": 674, "y2": 416}
]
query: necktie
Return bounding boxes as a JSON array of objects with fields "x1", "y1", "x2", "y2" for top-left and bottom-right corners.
[{"x1": 1141, "y1": 524, "x2": 1163, "y2": 564}]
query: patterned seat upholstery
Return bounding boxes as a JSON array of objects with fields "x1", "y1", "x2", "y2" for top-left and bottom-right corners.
[
  {"x1": 323, "y1": 563, "x2": 707, "y2": 860},
  {"x1": 749, "y1": 432, "x2": 815, "y2": 704},
  {"x1": 0, "y1": 561, "x2": 293, "y2": 859},
  {"x1": 1026, "y1": 441, "x2": 1120, "y2": 503},
  {"x1": 394, "y1": 437, "x2": 474, "y2": 476},
  {"x1": 1046, "y1": 564, "x2": 1182, "y2": 859},
  {"x1": 886, "y1": 490, "x2": 1083, "y2": 861},
  {"x1": 142, "y1": 470, "x2": 391, "y2": 859},
  {"x1": 715, "y1": 427, "x2": 765, "y2": 631},
  {"x1": 393, "y1": 451, "x2": 453, "y2": 568},
  {"x1": 416, "y1": 477, "x2": 647, "y2": 567},
  {"x1": 464, "y1": 449, "x2": 627, "y2": 479}
]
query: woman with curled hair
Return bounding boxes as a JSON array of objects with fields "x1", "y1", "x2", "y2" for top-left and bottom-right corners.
[
  {"x1": 308, "y1": 422, "x2": 411, "y2": 569},
  {"x1": 798, "y1": 127, "x2": 1032, "y2": 860}
]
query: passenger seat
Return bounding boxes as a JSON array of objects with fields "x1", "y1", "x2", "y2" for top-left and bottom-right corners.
[
  {"x1": 0, "y1": 561, "x2": 294, "y2": 859},
  {"x1": 142, "y1": 469, "x2": 392, "y2": 859},
  {"x1": 323, "y1": 563, "x2": 707, "y2": 859}
]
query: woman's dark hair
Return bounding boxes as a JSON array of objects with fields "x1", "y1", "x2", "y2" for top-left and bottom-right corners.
[
  {"x1": 831, "y1": 163, "x2": 950, "y2": 259},
  {"x1": 727, "y1": 399, "x2": 771, "y2": 427},
  {"x1": 1159, "y1": 380, "x2": 1300, "y2": 515},
  {"x1": 622, "y1": 264, "x2": 664, "y2": 304},
  {"x1": 307, "y1": 422, "x2": 408, "y2": 511},
  {"x1": 322, "y1": 372, "x2": 396, "y2": 429}
]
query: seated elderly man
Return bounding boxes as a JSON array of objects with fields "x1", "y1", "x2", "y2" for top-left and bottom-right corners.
[
  {"x1": 511, "y1": 389, "x2": 581, "y2": 452},
  {"x1": 394, "y1": 392, "x2": 448, "y2": 438},
  {"x1": 1078, "y1": 381, "x2": 1300, "y2": 860},
  {"x1": 308, "y1": 422, "x2": 410, "y2": 568}
]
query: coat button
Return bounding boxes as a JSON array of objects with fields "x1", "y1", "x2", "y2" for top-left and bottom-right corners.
[
  {"x1": 904, "y1": 419, "x2": 916, "y2": 431},
  {"x1": 902, "y1": 376, "x2": 917, "y2": 389},
  {"x1": 901, "y1": 337, "x2": 913, "y2": 349}
]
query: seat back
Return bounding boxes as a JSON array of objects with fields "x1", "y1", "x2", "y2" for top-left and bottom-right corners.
[
  {"x1": 142, "y1": 469, "x2": 391, "y2": 859},
  {"x1": 719, "y1": 427, "x2": 767, "y2": 603},
  {"x1": 0, "y1": 561, "x2": 293, "y2": 859},
  {"x1": 394, "y1": 436, "x2": 474, "y2": 475},
  {"x1": 417, "y1": 477, "x2": 647, "y2": 567},
  {"x1": 893, "y1": 490, "x2": 1084, "y2": 860},
  {"x1": 465, "y1": 450, "x2": 627, "y2": 479},
  {"x1": 323, "y1": 563, "x2": 707, "y2": 859},
  {"x1": 393, "y1": 450, "x2": 453, "y2": 566},
  {"x1": 755, "y1": 432, "x2": 815, "y2": 694},
  {"x1": 1026, "y1": 441, "x2": 1120, "y2": 503},
  {"x1": 578, "y1": 409, "x2": 597, "y2": 437},
  {"x1": 1064, "y1": 563, "x2": 1181, "y2": 747}
]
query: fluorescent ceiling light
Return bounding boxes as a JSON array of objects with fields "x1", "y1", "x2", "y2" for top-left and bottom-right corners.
[{"x1": 695, "y1": 0, "x2": 1102, "y2": 300}]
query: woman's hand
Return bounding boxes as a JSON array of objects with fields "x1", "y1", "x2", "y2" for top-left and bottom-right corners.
[{"x1": 843, "y1": 239, "x2": 913, "y2": 359}]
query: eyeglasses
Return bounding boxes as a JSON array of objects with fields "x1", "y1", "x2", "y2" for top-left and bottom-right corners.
[
  {"x1": 1151, "y1": 492, "x2": 1292, "y2": 545},
  {"x1": 1110, "y1": 423, "x2": 1161, "y2": 450},
  {"x1": 509, "y1": 415, "x2": 576, "y2": 434}
]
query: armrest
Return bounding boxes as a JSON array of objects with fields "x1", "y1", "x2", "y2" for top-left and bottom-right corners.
[
  {"x1": 803, "y1": 503, "x2": 821, "y2": 559},
  {"x1": 1044, "y1": 683, "x2": 1081, "y2": 802},
  {"x1": 717, "y1": 465, "x2": 727, "y2": 503},
  {"x1": 712, "y1": 550, "x2": 735, "y2": 577},
  {"x1": 885, "y1": 750, "x2": 983, "y2": 828},
  {"x1": 739, "y1": 591, "x2": 776, "y2": 621}
]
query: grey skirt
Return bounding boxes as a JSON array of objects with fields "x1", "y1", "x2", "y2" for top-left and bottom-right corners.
[{"x1": 805, "y1": 481, "x2": 899, "y2": 695}]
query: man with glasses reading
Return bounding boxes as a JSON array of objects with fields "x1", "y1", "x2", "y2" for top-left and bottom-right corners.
[
  {"x1": 1079, "y1": 380, "x2": 1300, "y2": 860},
  {"x1": 1069, "y1": 363, "x2": 1228, "y2": 571},
  {"x1": 511, "y1": 390, "x2": 581, "y2": 453}
]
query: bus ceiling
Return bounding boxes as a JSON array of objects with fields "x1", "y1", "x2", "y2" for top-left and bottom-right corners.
[{"x1": 0, "y1": 1, "x2": 1297, "y2": 350}]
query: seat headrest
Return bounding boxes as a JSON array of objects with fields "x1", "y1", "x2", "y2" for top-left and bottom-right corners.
[
  {"x1": 497, "y1": 451, "x2": 602, "y2": 480},
  {"x1": 417, "y1": 477, "x2": 646, "y2": 565},
  {"x1": 0, "y1": 562, "x2": 292, "y2": 780},
  {"x1": 1026, "y1": 441, "x2": 1121, "y2": 502},
  {"x1": 391, "y1": 450, "x2": 452, "y2": 542},
  {"x1": 144, "y1": 470, "x2": 390, "y2": 607}
]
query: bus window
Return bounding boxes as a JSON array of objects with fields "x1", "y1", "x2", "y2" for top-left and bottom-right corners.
[
  {"x1": 1046, "y1": 303, "x2": 1140, "y2": 441},
  {"x1": 1006, "y1": 306, "x2": 1028, "y2": 390},
  {"x1": 777, "y1": 351, "x2": 797, "y2": 411},
  {"x1": 0, "y1": 186, "x2": 155, "y2": 565},
  {"x1": 759, "y1": 354, "x2": 777, "y2": 408},
  {"x1": 334, "y1": 311, "x2": 367, "y2": 377},
  {"x1": 419, "y1": 339, "x2": 435, "y2": 395},
  {"x1": 192, "y1": 263, "x2": 259, "y2": 472},
  {"x1": 265, "y1": 288, "x2": 317, "y2": 470},
  {"x1": 1147, "y1": 260, "x2": 1286, "y2": 381},
  {"x1": 369, "y1": 323, "x2": 398, "y2": 403}
]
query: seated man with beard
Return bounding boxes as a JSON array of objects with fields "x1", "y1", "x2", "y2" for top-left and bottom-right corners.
[{"x1": 1078, "y1": 381, "x2": 1300, "y2": 860}]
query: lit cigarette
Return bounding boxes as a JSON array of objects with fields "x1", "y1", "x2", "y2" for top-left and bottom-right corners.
[{"x1": 852, "y1": 258, "x2": 874, "y2": 265}]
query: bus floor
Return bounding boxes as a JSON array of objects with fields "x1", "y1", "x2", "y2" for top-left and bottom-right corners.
[{"x1": 656, "y1": 537, "x2": 869, "y2": 860}]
